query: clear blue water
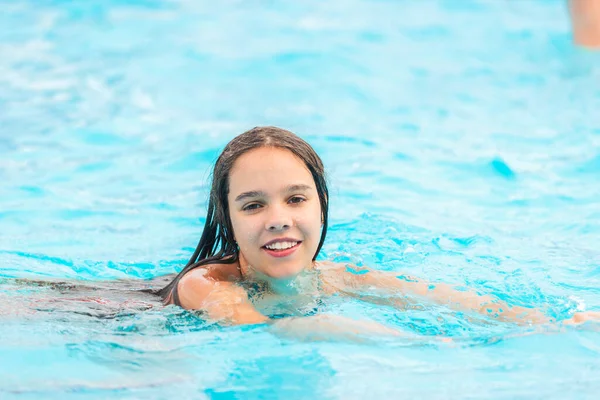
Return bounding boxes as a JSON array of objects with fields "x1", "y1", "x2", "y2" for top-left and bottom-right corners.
[{"x1": 1, "y1": 0, "x2": 600, "y2": 398}]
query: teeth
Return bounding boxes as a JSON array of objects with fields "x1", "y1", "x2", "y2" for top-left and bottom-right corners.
[{"x1": 265, "y1": 241, "x2": 298, "y2": 250}]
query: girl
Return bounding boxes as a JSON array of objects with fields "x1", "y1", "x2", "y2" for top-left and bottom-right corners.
[{"x1": 158, "y1": 126, "x2": 599, "y2": 334}]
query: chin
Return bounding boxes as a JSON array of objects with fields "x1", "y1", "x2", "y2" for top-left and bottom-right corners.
[{"x1": 263, "y1": 264, "x2": 304, "y2": 280}]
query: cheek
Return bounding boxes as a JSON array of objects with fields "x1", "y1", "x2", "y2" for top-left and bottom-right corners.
[
  {"x1": 233, "y1": 218, "x2": 262, "y2": 245},
  {"x1": 296, "y1": 208, "x2": 322, "y2": 236}
]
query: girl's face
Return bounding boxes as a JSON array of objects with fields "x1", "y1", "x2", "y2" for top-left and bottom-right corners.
[{"x1": 227, "y1": 146, "x2": 322, "y2": 279}]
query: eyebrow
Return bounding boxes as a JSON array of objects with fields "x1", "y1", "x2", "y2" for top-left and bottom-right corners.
[{"x1": 234, "y1": 184, "x2": 313, "y2": 202}]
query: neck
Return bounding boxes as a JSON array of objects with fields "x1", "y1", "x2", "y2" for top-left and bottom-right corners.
[{"x1": 240, "y1": 260, "x2": 318, "y2": 295}]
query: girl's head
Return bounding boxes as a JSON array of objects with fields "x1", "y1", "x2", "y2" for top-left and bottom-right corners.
[{"x1": 189, "y1": 126, "x2": 328, "y2": 279}]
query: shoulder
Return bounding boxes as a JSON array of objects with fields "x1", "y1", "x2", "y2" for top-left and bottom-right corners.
[
  {"x1": 180, "y1": 260, "x2": 242, "y2": 285},
  {"x1": 177, "y1": 262, "x2": 245, "y2": 310},
  {"x1": 316, "y1": 261, "x2": 370, "y2": 277},
  {"x1": 316, "y1": 262, "x2": 414, "y2": 289},
  {"x1": 315, "y1": 261, "x2": 372, "y2": 293}
]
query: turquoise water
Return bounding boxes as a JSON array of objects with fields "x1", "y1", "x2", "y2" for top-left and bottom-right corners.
[{"x1": 2, "y1": 0, "x2": 600, "y2": 398}]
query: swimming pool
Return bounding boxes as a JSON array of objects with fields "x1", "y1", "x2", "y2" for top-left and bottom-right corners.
[{"x1": 1, "y1": 0, "x2": 600, "y2": 398}]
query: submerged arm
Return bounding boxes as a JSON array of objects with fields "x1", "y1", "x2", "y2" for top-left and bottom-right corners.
[{"x1": 339, "y1": 265, "x2": 596, "y2": 325}]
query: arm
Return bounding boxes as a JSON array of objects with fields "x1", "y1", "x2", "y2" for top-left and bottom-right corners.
[
  {"x1": 338, "y1": 265, "x2": 596, "y2": 326},
  {"x1": 569, "y1": 0, "x2": 600, "y2": 48}
]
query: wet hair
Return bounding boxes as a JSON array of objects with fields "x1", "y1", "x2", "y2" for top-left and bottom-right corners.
[{"x1": 157, "y1": 126, "x2": 329, "y2": 302}]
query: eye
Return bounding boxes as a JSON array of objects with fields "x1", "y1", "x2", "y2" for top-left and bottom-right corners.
[
  {"x1": 242, "y1": 203, "x2": 263, "y2": 212},
  {"x1": 288, "y1": 196, "x2": 306, "y2": 205}
]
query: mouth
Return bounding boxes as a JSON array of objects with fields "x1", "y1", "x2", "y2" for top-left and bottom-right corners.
[{"x1": 261, "y1": 239, "x2": 302, "y2": 258}]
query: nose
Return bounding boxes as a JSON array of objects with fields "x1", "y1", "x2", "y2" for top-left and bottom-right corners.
[{"x1": 265, "y1": 205, "x2": 292, "y2": 232}]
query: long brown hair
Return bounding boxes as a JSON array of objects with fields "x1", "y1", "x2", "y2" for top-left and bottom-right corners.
[{"x1": 158, "y1": 126, "x2": 329, "y2": 301}]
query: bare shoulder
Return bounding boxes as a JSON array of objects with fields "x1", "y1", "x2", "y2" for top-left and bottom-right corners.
[
  {"x1": 315, "y1": 261, "x2": 372, "y2": 292},
  {"x1": 316, "y1": 262, "x2": 419, "y2": 291},
  {"x1": 316, "y1": 261, "x2": 370, "y2": 277},
  {"x1": 176, "y1": 262, "x2": 267, "y2": 325},
  {"x1": 177, "y1": 262, "x2": 245, "y2": 310},
  {"x1": 177, "y1": 268, "x2": 215, "y2": 309}
]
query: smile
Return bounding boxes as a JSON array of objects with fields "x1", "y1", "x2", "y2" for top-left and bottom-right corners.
[
  {"x1": 262, "y1": 240, "x2": 301, "y2": 258},
  {"x1": 265, "y1": 241, "x2": 298, "y2": 250}
]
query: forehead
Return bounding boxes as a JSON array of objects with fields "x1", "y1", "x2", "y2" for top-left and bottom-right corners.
[{"x1": 229, "y1": 147, "x2": 314, "y2": 193}]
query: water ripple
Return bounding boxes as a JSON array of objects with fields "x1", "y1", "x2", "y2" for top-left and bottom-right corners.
[{"x1": 2, "y1": 0, "x2": 600, "y2": 397}]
